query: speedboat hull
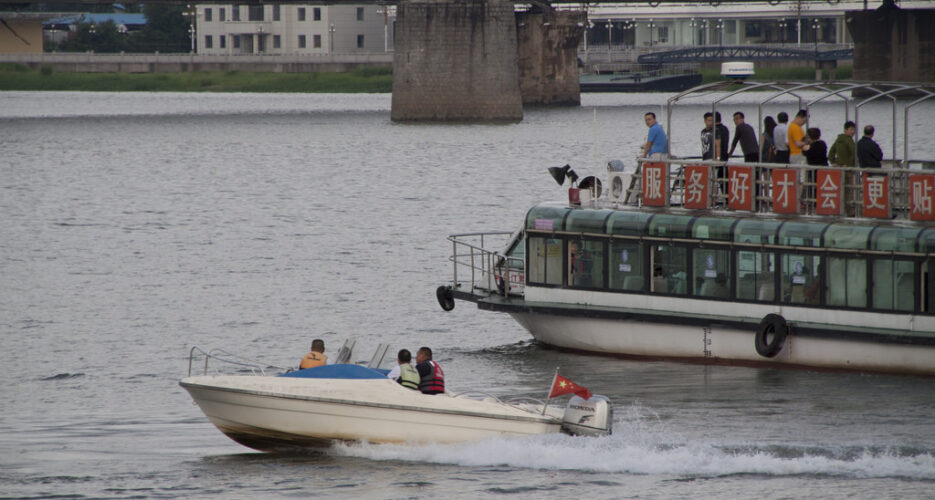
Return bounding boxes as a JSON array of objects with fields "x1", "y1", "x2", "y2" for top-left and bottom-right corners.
[{"x1": 180, "y1": 375, "x2": 563, "y2": 451}]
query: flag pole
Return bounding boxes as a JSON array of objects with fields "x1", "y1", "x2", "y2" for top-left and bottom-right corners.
[{"x1": 542, "y1": 367, "x2": 559, "y2": 415}]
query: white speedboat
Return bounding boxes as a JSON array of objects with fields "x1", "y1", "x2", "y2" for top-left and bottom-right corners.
[{"x1": 180, "y1": 350, "x2": 611, "y2": 451}]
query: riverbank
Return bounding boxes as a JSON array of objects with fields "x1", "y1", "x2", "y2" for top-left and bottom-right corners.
[{"x1": 0, "y1": 63, "x2": 393, "y2": 92}]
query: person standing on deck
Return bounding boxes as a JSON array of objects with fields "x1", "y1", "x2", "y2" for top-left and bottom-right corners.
[
  {"x1": 788, "y1": 110, "x2": 808, "y2": 164},
  {"x1": 728, "y1": 111, "x2": 759, "y2": 163},
  {"x1": 715, "y1": 112, "x2": 730, "y2": 162},
  {"x1": 857, "y1": 125, "x2": 883, "y2": 168},
  {"x1": 773, "y1": 112, "x2": 790, "y2": 163},
  {"x1": 641, "y1": 112, "x2": 668, "y2": 160},
  {"x1": 829, "y1": 121, "x2": 857, "y2": 168}
]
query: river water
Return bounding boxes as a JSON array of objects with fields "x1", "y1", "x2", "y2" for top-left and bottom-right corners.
[{"x1": 2, "y1": 91, "x2": 935, "y2": 499}]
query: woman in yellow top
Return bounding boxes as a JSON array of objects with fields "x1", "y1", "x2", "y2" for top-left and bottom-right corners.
[{"x1": 299, "y1": 339, "x2": 328, "y2": 369}]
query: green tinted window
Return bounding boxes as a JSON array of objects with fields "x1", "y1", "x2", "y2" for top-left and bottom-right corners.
[
  {"x1": 653, "y1": 245, "x2": 688, "y2": 295},
  {"x1": 736, "y1": 251, "x2": 776, "y2": 301},
  {"x1": 871, "y1": 227, "x2": 922, "y2": 252},
  {"x1": 692, "y1": 217, "x2": 736, "y2": 241},
  {"x1": 734, "y1": 219, "x2": 781, "y2": 244},
  {"x1": 565, "y1": 210, "x2": 612, "y2": 234},
  {"x1": 824, "y1": 224, "x2": 871, "y2": 250},
  {"x1": 920, "y1": 229, "x2": 935, "y2": 254},
  {"x1": 872, "y1": 259, "x2": 915, "y2": 312},
  {"x1": 568, "y1": 239, "x2": 605, "y2": 289},
  {"x1": 778, "y1": 222, "x2": 825, "y2": 247},
  {"x1": 528, "y1": 237, "x2": 562, "y2": 285},
  {"x1": 525, "y1": 205, "x2": 569, "y2": 232},
  {"x1": 607, "y1": 211, "x2": 652, "y2": 236},
  {"x1": 781, "y1": 254, "x2": 822, "y2": 305},
  {"x1": 693, "y1": 248, "x2": 731, "y2": 298},
  {"x1": 649, "y1": 214, "x2": 694, "y2": 238},
  {"x1": 609, "y1": 241, "x2": 644, "y2": 291},
  {"x1": 826, "y1": 257, "x2": 866, "y2": 308}
]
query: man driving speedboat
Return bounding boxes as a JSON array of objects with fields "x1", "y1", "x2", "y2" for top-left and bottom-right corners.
[
  {"x1": 299, "y1": 339, "x2": 328, "y2": 369},
  {"x1": 415, "y1": 347, "x2": 445, "y2": 395}
]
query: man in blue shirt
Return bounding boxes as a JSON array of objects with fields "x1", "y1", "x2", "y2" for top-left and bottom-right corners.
[{"x1": 641, "y1": 112, "x2": 668, "y2": 159}]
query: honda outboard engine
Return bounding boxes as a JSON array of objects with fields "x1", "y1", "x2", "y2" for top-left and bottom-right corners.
[{"x1": 561, "y1": 395, "x2": 612, "y2": 436}]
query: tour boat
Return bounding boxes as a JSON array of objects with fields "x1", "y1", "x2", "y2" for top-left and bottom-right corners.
[
  {"x1": 180, "y1": 348, "x2": 612, "y2": 451},
  {"x1": 436, "y1": 81, "x2": 935, "y2": 377}
]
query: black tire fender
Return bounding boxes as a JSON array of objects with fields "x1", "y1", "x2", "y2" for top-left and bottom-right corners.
[
  {"x1": 755, "y1": 313, "x2": 788, "y2": 358},
  {"x1": 436, "y1": 286, "x2": 455, "y2": 311}
]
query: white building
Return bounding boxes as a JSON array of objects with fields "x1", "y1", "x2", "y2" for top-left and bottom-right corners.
[{"x1": 194, "y1": 4, "x2": 394, "y2": 55}]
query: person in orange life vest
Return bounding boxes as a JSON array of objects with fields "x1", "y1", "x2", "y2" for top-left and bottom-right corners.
[
  {"x1": 299, "y1": 338, "x2": 328, "y2": 369},
  {"x1": 415, "y1": 346, "x2": 445, "y2": 395}
]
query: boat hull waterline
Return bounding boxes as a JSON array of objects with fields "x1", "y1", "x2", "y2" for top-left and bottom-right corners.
[{"x1": 180, "y1": 376, "x2": 567, "y2": 450}]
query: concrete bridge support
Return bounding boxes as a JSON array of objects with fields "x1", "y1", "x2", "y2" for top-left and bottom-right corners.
[
  {"x1": 516, "y1": 11, "x2": 586, "y2": 106},
  {"x1": 847, "y1": 6, "x2": 935, "y2": 83},
  {"x1": 391, "y1": 0, "x2": 523, "y2": 122}
]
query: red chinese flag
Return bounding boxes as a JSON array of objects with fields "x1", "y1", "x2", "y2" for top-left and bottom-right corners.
[{"x1": 549, "y1": 374, "x2": 593, "y2": 400}]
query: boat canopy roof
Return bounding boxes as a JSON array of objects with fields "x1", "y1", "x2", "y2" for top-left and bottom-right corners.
[
  {"x1": 525, "y1": 203, "x2": 935, "y2": 255},
  {"x1": 279, "y1": 364, "x2": 388, "y2": 379}
]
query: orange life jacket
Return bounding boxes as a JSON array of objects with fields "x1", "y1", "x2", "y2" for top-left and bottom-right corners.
[{"x1": 300, "y1": 351, "x2": 327, "y2": 369}]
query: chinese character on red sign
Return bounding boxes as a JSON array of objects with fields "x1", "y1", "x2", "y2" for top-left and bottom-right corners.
[
  {"x1": 642, "y1": 163, "x2": 668, "y2": 207},
  {"x1": 728, "y1": 166, "x2": 754, "y2": 211},
  {"x1": 910, "y1": 174, "x2": 935, "y2": 221},
  {"x1": 771, "y1": 168, "x2": 798, "y2": 214},
  {"x1": 862, "y1": 175, "x2": 890, "y2": 219},
  {"x1": 684, "y1": 165, "x2": 709, "y2": 209},
  {"x1": 816, "y1": 169, "x2": 843, "y2": 216}
]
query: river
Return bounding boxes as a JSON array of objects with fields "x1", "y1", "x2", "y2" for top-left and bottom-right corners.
[{"x1": 2, "y1": 90, "x2": 934, "y2": 499}]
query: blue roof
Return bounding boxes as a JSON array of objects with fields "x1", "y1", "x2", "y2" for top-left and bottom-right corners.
[{"x1": 278, "y1": 364, "x2": 388, "y2": 379}]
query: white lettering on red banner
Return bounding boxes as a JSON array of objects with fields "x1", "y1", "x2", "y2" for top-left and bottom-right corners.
[
  {"x1": 684, "y1": 165, "x2": 709, "y2": 209},
  {"x1": 862, "y1": 175, "x2": 889, "y2": 219},
  {"x1": 910, "y1": 174, "x2": 935, "y2": 221},
  {"x1": 816, "y1": 169, "x2": 843, "y2": 216},
  {"x1": 642, "y1": 163, "x2": 668, "y2": 207},
  {"x1": 728, "y1": 166, "x2": 754, "y2": 211},
  {"x1": 771, "y1": 168, "x2": 798, "y2": 214}
]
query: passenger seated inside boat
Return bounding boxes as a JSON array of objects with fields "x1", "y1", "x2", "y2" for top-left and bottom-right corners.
[
  {"x1": 299, "y1": 339, "x2": 328, "y2": 369},
  {"x1": 652, "y1": 266, "x2": 668, "y2": 293},
  {"x1": 415, "y1": 347, "x2": 445, "y2": 395},
  {"x1": 569, "y1": 240, "x2": 593, "y2": 287},
  {"x1": 386, "y1": 349, "x2": 420, "y2": 390}
]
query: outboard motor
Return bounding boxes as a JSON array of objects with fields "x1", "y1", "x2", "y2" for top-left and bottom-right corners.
[{"x1": 560, "y1": 394, "x2": 612, "y2": 437}]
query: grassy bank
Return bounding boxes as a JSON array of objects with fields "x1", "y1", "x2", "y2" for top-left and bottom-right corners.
[
  {"x1": 699, "y1": 65, "x2": 853, "y2": 84},
  {"x1": 0, "y1": 63, "x2": 393, "y2": 92}
]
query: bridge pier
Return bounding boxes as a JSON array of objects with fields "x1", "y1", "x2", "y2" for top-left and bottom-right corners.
[
  {"x1": 391, "y1": 0, "x2": 522, "y2": 122},
  {"x1": 847, "y1": 6, "x2": 935, "y2": 82},
  {"x1": 516, "y1": 11, "x2": 586, "y2": 106}
]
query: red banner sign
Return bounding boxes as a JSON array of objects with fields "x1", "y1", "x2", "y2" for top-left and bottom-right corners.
[
  {"x1": 816, "y1": 169, "x2": 843, "y2": 216},
  {"x1": 910, "y1": 174, "x2": 935, "y2": 221},
  {"x1": 771, "y1": 168, "x2": 798, "y2": 214},
  {"x1": 862, "y1": 175, "x2": 890, "y2": 219},
  {"x1": 728, "y1": 165, "x2": 754, "y2": 211},
  {"x1": 641, "y1": 163, "x2": 668, "y2": 207},
  {"x1": 683, "y1": 165, "x2": 709, "y2": 209}
]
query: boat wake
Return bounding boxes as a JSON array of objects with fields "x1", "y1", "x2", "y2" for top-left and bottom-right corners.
[{"x1": 330, "y1": 406, "x2": 935, "y2": 480}]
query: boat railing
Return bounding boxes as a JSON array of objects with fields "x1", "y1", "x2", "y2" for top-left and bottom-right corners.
[
  {"x1": 187, "y1": 345, "x2": 287, "y2": 377},
  {"x1": 617, "y1": 157, "x2": 933, "y2": 219},
  {"x1": 446, "y1": 231, "x2": 525, "y2": 298}
]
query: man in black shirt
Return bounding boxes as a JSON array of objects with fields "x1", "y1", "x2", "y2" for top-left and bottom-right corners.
[
  {"x1": 728, "y1": 111, "x2": 760, "y2": 163},
  {"x1": 857, "y1": 125, "x2": 883, "y2": 168}
]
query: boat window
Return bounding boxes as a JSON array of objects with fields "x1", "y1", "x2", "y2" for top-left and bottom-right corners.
[
  {"x1": 826, "y1": 257, "x2": 867, "y2": 308},
  {"x1": 778, "y1": 222, "x2": 825, "y2": 247},
  {"x1": 653, "y1": 245, "x2": 688, "y2": 295},
  {"x1": 648, "y1": 214, "x2": 694, "y2": 238},
  {"x1": 565, "y1": 210, "x2": 612, "y2": 234},
  {"x1": 736, "y1": 251, "x2": 775, "y2": 302},
  {"x1": 872, "y1": 259, "x2": 915, "y2": 312},
  {"x1": 692, "y1": 217, "x2": 735, "y2": 241},
  {"x1": 528, "y1": 237, "x2": 562, "y2": 285},
  {"x1": 503, "y1": 233, "x2": 525, "y2": 271},
  {"x1": 607, "y1": 211, "x2": 652, "y2": 236},
  {"x1": 824, "y1": 224, "x2": 871, "y2": 250},
  {"x1": 919, "y1": 228, "x2": 935, "y2": 254},
  {"x1": 609, "y1": 241, "x2": 644, "y2": 292},
  {"x1": 781, "y1": 254, "x2": 822, "y2": 305},
  {"x1": 525, "y1": 205, "x2": 569, "y2": 232},
  {"x1": 871, "y1": 226, "x2": 922, "y2": 252},
  {"x1": 734, "y1": 219, "x2": 781, "y2": 244},
  {"x1": 925, "y1": 260, "x2": 935, "y2": 313},
  {"x1": 693, "y1": 248, "x2": 730, "y2": 298},
  {"x1": 568, "y1": 238, "x2": 605, "y2": 289}
]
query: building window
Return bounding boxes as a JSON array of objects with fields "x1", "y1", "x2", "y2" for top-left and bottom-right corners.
[
  {"x1": 248, "y1": 5, "x2": 263, "y2": 21},
  {"x1": 219, "y1": 8, "x2": 226, "y2": 22},
  {"x1": 298, "y1": 34, "x2": 306, "y2": 48},
  {"x1": 272, "y1": 5, "x2": 279, "y2": 21},
  {"x1": 314, "y1": 8, "x2": 321, "y2": 21},
  {"x1": 313, "y1": 34, "x2": 321, "y2": 48},
  {"x1": 357, "y1": 34, "x2": 364, "y2": 48},
  {"x1": 357, "y1": 7, "x2": 365, "y2": 21},
  {"x1": 298, "y1": 7, "x2": 306, "y2": 21},
  {"x1": 233, "y1": 35, "x2": 241, "y2": 49},
  {"x1": 273, "y1": 35, "x2": 281, "y2": 49},
  {"x1": 657, "y1": 26, "x2": 669, "y2": 44},
  {"x1": 220, "y1": 35, "x2": 226, "y2": 49},
  {"x1": 204, "y1": 8, "x2": 212, "y2": 22},
  {"x1": 204, "y1": 35, "x2": 212, "y2": 48},
  {"x1": 232, "y1": 6, "x2": 240, "y2": 21}
]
